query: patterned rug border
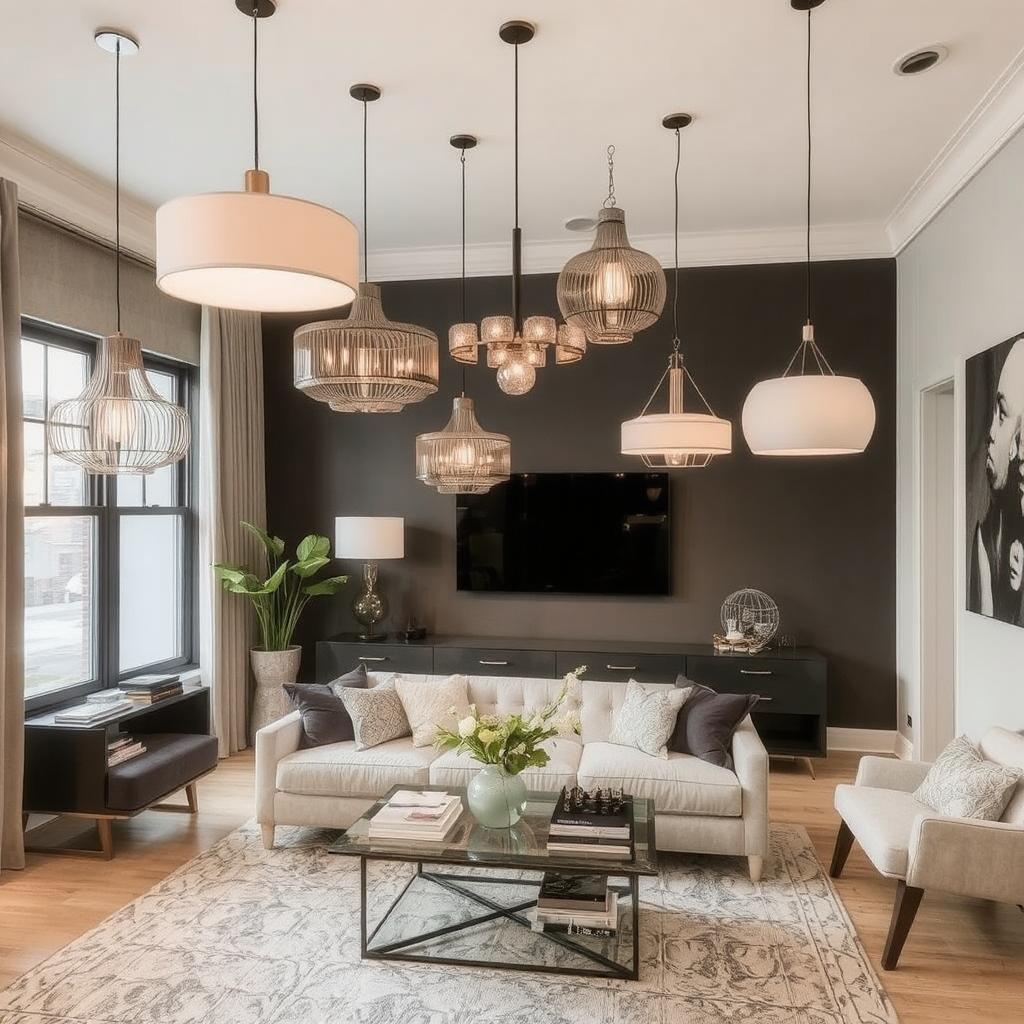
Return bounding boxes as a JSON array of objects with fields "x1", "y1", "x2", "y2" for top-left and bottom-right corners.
[{"x1": 1, "y1": 820, "x2": 900, "y2": 1024}]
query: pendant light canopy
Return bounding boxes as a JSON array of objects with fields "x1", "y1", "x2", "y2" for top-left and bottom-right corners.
[
  {"x1": 293, "y1": 84, "x2": 439, "y2": 413},
  {"x1": 155, "y1": 1, "x2": 358, "y2": 312},
  {"x1": 47, "y1": 30, "x2": 190, "y2": 476},
  {"x1": 417, "y1": 136, "x2": 511, "y2": 495},
  {"x1": 449, "y1": 20, "x2": 585, "y2": 395},
  {"x1": 741, "y1": 0, "x2": 875, "y2": 456},
  {"x1": 620, "y1": 115, "x2": 731, "y2": 469},
  {"x1": 557, "y1": 145, "x2": 666, "y2": 345}
]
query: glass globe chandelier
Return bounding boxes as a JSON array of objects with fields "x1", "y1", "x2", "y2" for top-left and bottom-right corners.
[
  {"x1": 621, "y1": 114, "x2": 731, "y2": 469},
  {"x1": 417, "y1": 135, "x2": 511, "y2": 495},
  {"x1": 47, "y1": 29, "x2": 190, "y2": 476},
  {"x1": 293, "y1": 85, "x2": 439, "y2": 413},
  {"x1": 557, "y1": 145, "x2": 666, "y2": 345},
  {"x1": 741, "y1": 0, "x2": 875, "y2": 456},
  {"x1": 155, "y1": 1, "x2": 358, "y2": 313}
]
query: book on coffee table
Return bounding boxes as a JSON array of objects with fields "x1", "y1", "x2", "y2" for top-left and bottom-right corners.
[
  {"x1": 368, "y1": 792, "x2": 463, "y2": 842},
  {"x1": 548, "y1": 787, "x2": 633, "y2": 840},
  {"x1": 536, "y1": 872, "x2": 611, "y2": 913}
]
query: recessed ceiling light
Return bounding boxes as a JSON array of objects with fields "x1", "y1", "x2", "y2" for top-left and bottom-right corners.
[
  {"x1": 564, "y1": 215, "x2": 597, "y2": 232},
  {"x1": 894, "y1": 45, "x2": 948, "y2": 76}
]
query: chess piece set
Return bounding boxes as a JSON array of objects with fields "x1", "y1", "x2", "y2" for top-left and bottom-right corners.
[{"x1": 564, "y1": 785, "x2": 627, "y2": 816}]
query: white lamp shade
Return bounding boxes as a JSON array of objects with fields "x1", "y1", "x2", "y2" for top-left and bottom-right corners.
[
  {"x1": 156, "y1": 191, "x2": 359, "y2": 312},
  {"x1": 621, "y1": 412, "x2": 732, "y2": 458},
  {"x1": 334, "y1": 516, "x2": 404, "y2": 560},
  {"x1": 742, "y1": 374, "x2": 876, "y2": 456}
]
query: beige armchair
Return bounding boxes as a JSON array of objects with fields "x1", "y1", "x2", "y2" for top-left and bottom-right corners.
[{"x1": 829, "y1": 728, "x2": 1024, "y2": 969}]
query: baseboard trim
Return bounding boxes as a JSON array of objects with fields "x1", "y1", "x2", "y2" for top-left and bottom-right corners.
[{"x1": 827, "y1": 728, "x2": 905, "y2": 756}]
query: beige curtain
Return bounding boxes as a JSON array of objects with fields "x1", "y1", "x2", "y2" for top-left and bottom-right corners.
[
  {"x1": 199, "y1": 307, "x2": 266, "y2": 756},
  {"x1": 0, "y1": 180, "x2": 25, "y2": 870}
]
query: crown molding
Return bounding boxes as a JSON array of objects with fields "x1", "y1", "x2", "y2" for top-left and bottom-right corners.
[{"x1": 886, "y1": 44, "x2": 1024, "y2": 254}]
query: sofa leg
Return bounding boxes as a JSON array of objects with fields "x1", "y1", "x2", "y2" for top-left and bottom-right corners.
[
  {"x1": 881, "y1": 881, "x2": 924, "y2": 970},
  {"x1": 829, "y1": 820, "x2": 855, "y2": 879},
  {"x1": 747, "y1": 855, "x2": 763, "y2": 883},
  {"x1": 260, "y1": 824, "x2": 275, "y2": 850}
]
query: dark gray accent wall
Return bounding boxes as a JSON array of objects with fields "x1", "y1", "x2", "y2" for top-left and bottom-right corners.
[{"x1": 263, "y1": 259, "x2": 896, "y2": 730}]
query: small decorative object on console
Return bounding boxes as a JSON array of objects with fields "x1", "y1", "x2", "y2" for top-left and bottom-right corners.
[{"x1": 716, "y1": 588, "x2": 779, "y2": 653}]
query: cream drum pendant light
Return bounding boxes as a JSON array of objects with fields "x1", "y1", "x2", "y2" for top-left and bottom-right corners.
[
  {"x1": 621, "y1": 115, "x2": 731, "y2": 469},
  {"x1": 557, "y1": 145, "x2": 666, "y2": 345},
  {"x1": 417, "y1": 136, "x2": 511, "y2": 495},
  {"x1": 293, "y1": 85, "x2": 439, "y2": 413},
  {"x1": 741, "y1": 0, "x2": 875, "y2": 456},
  {"x1": 155, "y1": 1, "x2": 358, "y2": 312},
  {"x1": 48, "y1": 29, "x2": 190, "y2": 476}
]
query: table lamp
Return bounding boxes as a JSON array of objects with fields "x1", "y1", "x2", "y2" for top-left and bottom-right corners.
[{"x1": 334, "y1": 517, "x2": 404, "y2": 642}]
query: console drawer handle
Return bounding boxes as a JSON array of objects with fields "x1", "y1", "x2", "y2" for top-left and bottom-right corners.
[
  {"x1": 757, "y1": 696, "x2": 774, "y2": 702},
  {"x1": 479, "y1": 660, "x2": 510, "y2": 666},
  {"x1": 359, "y1": 656, "x2": 388, "y2": 662},
  {"x1": 606, "y1": 664, "x2": 638, "y2": 671},
  {"x1": 740, "y1": 669, "x2": 772, "y2": 676}
]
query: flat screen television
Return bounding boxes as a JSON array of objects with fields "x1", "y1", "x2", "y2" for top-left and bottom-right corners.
[{"x1": 456, "y1": 472, "x2": 671, "y2": 595}]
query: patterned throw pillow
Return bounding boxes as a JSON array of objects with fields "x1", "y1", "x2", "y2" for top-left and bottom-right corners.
[
  {"x1": 914, "y1": 735, "x2": 1022, "y2": 820},
  {"x1": 339, "y1": 680, "x2": 411, "y2": 751},
  {"x1": 608, "y1": 680, "x2": 692, "y2": 759},
  {"x1": 395, "y1": 674, "x2": 471, "y2": 748}
]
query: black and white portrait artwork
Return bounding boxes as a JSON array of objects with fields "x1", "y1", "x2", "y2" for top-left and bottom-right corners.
[{"x1": 967, "y1": 332, "x2": 1024, "y2": 628}]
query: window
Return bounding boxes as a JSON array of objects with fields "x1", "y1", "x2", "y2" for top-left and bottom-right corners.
[{"x1": 22, "y1": 321, "x2": 195, "y2": 707}]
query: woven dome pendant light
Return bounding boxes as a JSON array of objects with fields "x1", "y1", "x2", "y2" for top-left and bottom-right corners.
[
  {"x1": 621, "y1": 115, "x2": 731, "y2": 469},
  {"x1": 741, "y1": 0, "x2": 875, "y2": 456},
  {"x1": 293, "y1": 85, "x2": 439, "y2": 413},
  {"x1": 155, "y1": 1, "x2": 358, "y2": 313},
  {"x1": 47, "y1": 30, "x2": 190, "y2": 476},
  {"x1": 557, "y1": 145, "x2": 666, "y2": 344},
  {"x1": 417, "y1": 136, "x2": 511, "y2": 494}
]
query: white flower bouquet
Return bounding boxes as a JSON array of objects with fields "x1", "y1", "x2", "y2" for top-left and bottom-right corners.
[{"x1": 434, "y1": 666, "x2": 585, "y2": 776}]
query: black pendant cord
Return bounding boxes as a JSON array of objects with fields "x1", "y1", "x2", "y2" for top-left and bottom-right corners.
[
  {"x1": 671, "y1": 128, "x2": 681, "y2": 357},
  {"x1": 362, "y1": 97, "x2": 368, "y2": 284},
  {"x1": 252, "y1": 3, "x2": 260, "y2": 171},
  {"x1": 804, "y1": 7, "x2": 812, "y2": 327},
  {"x1": 114, "y1": 37, "x2": 121, "y2": 334},
  {"x1": 513, "y1": 42, "x2": 519, "y2": 232},
  {"x1": 511, "y1": 40, "x2": 522, "y2": 334},
  {"x1": 460, "y1": 148, "x2": 468, "y2": 397}
]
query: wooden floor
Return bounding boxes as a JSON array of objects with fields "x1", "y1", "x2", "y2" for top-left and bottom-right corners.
[{"x1": 1, "y1": 749, "x2": 1022, "y2": 1021}]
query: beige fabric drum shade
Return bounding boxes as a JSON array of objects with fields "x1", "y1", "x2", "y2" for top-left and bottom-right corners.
[
  {"x1": 18, "y1": 213, "x2": 200, "y2": 365},
  {"x1": 156, "y1": 191, "x2": 359, "y2": 313},
  {"x1": 621, "y1": 412, "x2": 732, "y2": 458}
]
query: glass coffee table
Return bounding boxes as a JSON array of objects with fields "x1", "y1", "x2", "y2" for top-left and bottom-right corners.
[{"x1": 328, "y1": 784, "x2": 658, "y2": 980}]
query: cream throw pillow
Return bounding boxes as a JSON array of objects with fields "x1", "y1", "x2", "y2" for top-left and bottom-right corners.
[
  {"x1": 339, "y1": 680, "x2": 411, "y2": 752},
  {"x1": 396, "y1": 674, "x2": 471, "y2": 748},
  {"x1": 914, "y1": 735, "x2": 1022, "y2": 820},
  {"x1": 608, "y1": 680, "x2": 692, "y2": 759}
]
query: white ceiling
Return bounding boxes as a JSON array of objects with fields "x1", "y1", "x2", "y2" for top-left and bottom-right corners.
[{"x1": 2, "y1": 0, "x2": 1024, "y2": 273}]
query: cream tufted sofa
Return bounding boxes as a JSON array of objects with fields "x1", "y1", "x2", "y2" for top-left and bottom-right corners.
[{"x1": 255, "y1": 673, "x2": 770, "y2": 880}]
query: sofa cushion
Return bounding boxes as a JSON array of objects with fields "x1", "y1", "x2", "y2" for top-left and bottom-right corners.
[
  {"x1": 106, "y1": 733, "x2": 218, "y2": 811},
  {"x1": 834, "y1": 783, "x2": 932, "y2": 878},
  {"x1": 580, "y1": 679, "x2": 676, "y2": 746},
  {"x1": 429, "y1": 737, "x2": 582, "y2": 794},
  {"x1": 275, "y1": 736, "x2": 438, "y2": 799},
  {"x1": 914, "y1": 735, "x2": 1022, "y2": 821},
  {"x1": 576, "y1": 741, "x2": 742, "y2": 817},
  {"x1": 284, "y1": 664, "x2": 367, "y2": 748},
  {"x1": 608, "y1": 680, "x2": 692, "y2": 758},
  {"x1": 979, "y1": 727, "x2": 1024, "y2": 825},
  {"x1": 395, "y1": 673, "x2": 470, "y2": 748},
  {"x1": 670, "y1": 688, "x2": 761, "y2": 770},
  {"x1": 340, "y1": 680, "x2": 411, "y2": 751}
]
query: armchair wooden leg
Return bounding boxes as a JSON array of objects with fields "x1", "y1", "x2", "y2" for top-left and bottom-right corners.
[
  {"x1": 881, "y1": 881, "x2": 924, "y2": 970},
  {"x1": 261, "y1": 824, "x2": 275, "y2": 850},
  {"x1": 829, "y1": 820, "x2": 855, "y2": 879},
  {"x1": 97, "y1": 818, "x2": 114, "y2": 861},
  {"x1": 185, "y1": 783, "x2": 198, "y2": 814}
]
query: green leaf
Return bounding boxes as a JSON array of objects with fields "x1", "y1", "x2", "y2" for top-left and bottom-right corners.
[
  {"x1": 261, "y1": 561, "x2": 290, "y2": 593},
  {"x1": 303, "y1": 574, "x2": 349, "y2": 597},
  {"x1": 242, "y1": 521, "x2": 285, "y2": 558},
  {"x1": 212, "y1": 565, "x2": 247, "y2": 585},
  {"x1": 296, "y1": 534, "x2": 331, "y2": 562},
  {"x1": 291, "y1": 555, "x2": 329, "y2": 579}
]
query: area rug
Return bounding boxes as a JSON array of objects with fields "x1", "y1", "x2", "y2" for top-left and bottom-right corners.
[{"x1": 0, "y1": 822, "x2": 897, "y2": 1023}]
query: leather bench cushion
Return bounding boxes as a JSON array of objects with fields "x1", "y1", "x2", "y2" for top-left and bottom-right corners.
[
  {"x1": 276, "y1": 736, "x2": 439, "y2": 799},
  {"x1": 106, "y1": 733, "x2": 218, "y2": 812},
  {"x1": 429, "y1": 737, "x2": 583, "y2": 794},
  {"x1": 576, "y1": 741, "x2": 742, "y2": 817},
  {"x1": 834, "y1": 783, "x2": 933, "y2": 878}
]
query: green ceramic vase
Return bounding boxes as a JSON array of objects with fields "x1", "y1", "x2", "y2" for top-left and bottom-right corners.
[{"x1": 466, "y1": 764, "x2": 528, "y2": 828}]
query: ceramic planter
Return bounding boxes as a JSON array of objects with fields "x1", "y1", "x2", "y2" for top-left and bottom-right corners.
[{"x1": 250, "y1": 645, "x2": 301, "y2": 740}]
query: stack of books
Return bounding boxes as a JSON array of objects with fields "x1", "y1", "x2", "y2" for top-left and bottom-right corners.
[
  {"x1": 107, "y1": 734, "x2": 147, "y2": 767},
  {"x1": 531, "y1": 872, "x2": 618, "y2": 937},
  {"x1": 54, "y1": 699, "x2": 133, "y2": 725},
  {"x1": 545, "y1": 787, "x2": 633, "y2": 858},
  {"x1": 120, "y1": 674, "x2": 182, "y2": 705},
  {"x1": 368, "y1": 790, "x2": 463, "y2": 842}
]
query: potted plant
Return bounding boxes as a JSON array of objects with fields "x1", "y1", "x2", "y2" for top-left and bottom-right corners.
[
  {"x1": 213, "y1": 522, "x2": 348, "y2": 737},
  {"x1": 434, "y1": 666, "x2": 585, "y2": 828}
]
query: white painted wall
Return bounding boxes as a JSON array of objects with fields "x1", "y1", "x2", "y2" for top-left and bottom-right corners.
[{"x1": 897, "y1": 127, "x2": 1024, "y2": 751}]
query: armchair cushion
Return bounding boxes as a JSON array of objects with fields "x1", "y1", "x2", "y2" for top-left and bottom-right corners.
[
  {"x1": 834, "y1": 784, "x2": 932, "y2": 878},
  {"x1": 913, "y1": 735, "x2": 1021, "y2": 821},
  {"x1": 854, "y1": 755, "x2": 931, "y2": 793}
]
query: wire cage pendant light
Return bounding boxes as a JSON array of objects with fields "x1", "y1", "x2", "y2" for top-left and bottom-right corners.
[
  {"x1": 741, "y1": 0, "x2": 875, "y2": 456},
  {"x1": 155, "y1": 1, "x2": 358, "y2": 313},
  {"x1": 293, "y1": 84, "x2": 439, "y2": 413},
  {"x1": 620, "y1": 114, "x2": 731, "y2": 469},
  {"x1": 48, "y1": 30, "x2": 190, "y2": 476},
  {"x1": 418, "y1": 135, "x2": 511, "y2": 494},
  {"x1": 557, "y1": 146, "x2": 666, "y2": 345}
]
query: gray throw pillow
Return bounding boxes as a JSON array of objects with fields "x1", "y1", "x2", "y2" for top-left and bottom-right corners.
[
  {"x1": 914, "y1": 735, "x2": 1022, "y2": 820},
  {"x1": 283, "y1": 664, "x2": 367, "y2": 748},
  {"x1": 340, "y1": 679, "x2": 411, "y2": 751},
  {"x1": 668, "y1": 678, "x2": 760, "y2": 770},
  {"x1": 608, "y1": 679, "x2": 692, "y2": 758}
]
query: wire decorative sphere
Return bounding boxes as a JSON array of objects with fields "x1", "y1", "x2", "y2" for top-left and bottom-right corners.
[{"x1": 720, "y1": 589, "x2": 779, "y2": 651}]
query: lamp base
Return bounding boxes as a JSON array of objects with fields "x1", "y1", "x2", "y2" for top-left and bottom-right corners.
[{"x1": 356, "y1": 631, "x2": 387, "y2": 643}]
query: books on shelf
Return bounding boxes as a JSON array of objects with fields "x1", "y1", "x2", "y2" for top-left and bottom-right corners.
[
  {"x1": 120, "y1": 674, "x2": 183, "y2": 704},
  {"x1": 107, "y1": 734, "x2": 147, "y2": 767},
  {"x1": 368, "y1": 792, "x2": 463, "y2": 842},
  {"x1": 531, "y1": 873, "x2": 618, "y2": 936},
  {"x1": 54, "y1": 700, "x2": 134, "y2": 725},
  {"x1": 86, "y1": 688, "x2": 128, "y2": 705}
]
